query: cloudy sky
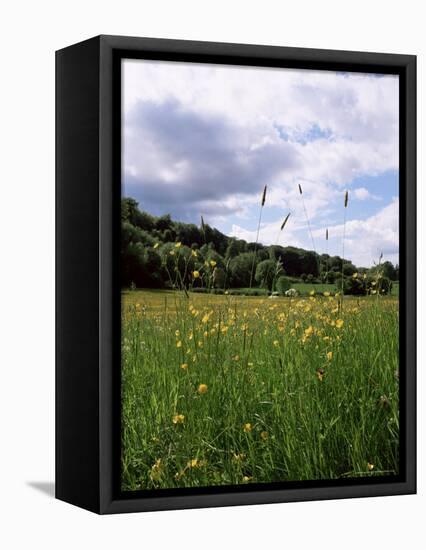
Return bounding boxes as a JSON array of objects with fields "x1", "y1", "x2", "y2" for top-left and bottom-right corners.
[{"x1": 123, "y1": 59, "x2": 399, "y2": 268}]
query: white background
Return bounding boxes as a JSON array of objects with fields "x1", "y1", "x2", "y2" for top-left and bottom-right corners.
[{"x1": 0, "y1": 1, "x2": 423, "y2": 548}]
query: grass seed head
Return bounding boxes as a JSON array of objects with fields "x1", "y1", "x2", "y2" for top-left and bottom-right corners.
[
  {"x1": 261, "y1": 185, "x2": 267, "y2": 206},
  {"x1": 281, "y1": 212, "x2": 291, "y2": 230}
]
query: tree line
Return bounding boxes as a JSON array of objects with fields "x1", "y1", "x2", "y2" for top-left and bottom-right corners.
[{"x1": 121, "y1": 197, "x2": 399, "y2": 294}]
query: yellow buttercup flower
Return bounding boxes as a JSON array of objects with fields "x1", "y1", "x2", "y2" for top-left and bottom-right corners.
[
  {"x1": 180, "y1": 363, "x2": 188, "y2": 370},
  {"x1": 232, "y1": 453, "x2": 246, "y2": 462},
  {"x1": 335, "y1": 319, "x2": 344, "y2": 329},
  {"x1": 273, "y1": 340, "x2": 279, "y2": 347},
  {"x1": 304, "y1": 326, "x2": 314, "y2": 337},
  {"x1": 150, "y1": 458, "x2": 163, "y2": 481},
  {"x1": 172, "y1": 414, "x2": 185, "y2": 424},
  {"x1": 175, "y1": 242, "x2": 182, "y2": 248},
  {"x1": 243, "y1": 423, "x2": 252, "y2": 433},
  {"x1": 260, "y1": 431, "x2": 269, "y2": 441},
  {"x1": 316, "y1": 367, "x2": 325, "y2": 382},
  {"x1": 169, "y1": 250, "x2": 175, "y2": 256},
  {"x1": 210, "y1": 260, "x2": 217, "y2": 267},
  {"x1": 323, "y1": 291, "x2": 330, "y2": 297},
  {"x1": 191, "y1": 249, "x2": 198, "y2": 257},
  {"x1": 367, "y1": 462, "x2": 374, "y2": 471},
  {"x1": 193, "y1": 270, "x2": 200, "y2": 279},
  {"x1": 153, "y1": 242, "x2": 159, "y2": 249},
  {"x1": 326, "y1": 351, "x2": 333, "y2": 361},
  {"x1": 176, "y1": 340, "x2": 182, "y2": 348},
  {"x1": 198, "y1": 383, "x2": 208, "y2": 394},
  {"x1": 353, "y1": 272, "x2": 358, "y2": 278}
]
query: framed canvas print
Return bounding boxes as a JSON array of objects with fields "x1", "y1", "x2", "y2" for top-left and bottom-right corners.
[{"x1": 56, "y1": 35, "x2": 416, "y2": 514}]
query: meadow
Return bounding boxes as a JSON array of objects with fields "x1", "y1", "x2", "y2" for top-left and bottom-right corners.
[{"x1": 121, "y1": 289, "x2": 399, "y2": 491}]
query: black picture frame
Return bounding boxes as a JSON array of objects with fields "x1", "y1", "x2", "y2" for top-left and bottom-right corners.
[{"x1": 56, "y1": 35, "x2": 416, "y2": 514}]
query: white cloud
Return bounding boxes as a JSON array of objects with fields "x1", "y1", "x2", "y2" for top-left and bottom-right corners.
[
  {"x1": 352, "y1": 187, "x2": 381, "y2": 201},
  {"x1": 313, "y1": 197, "x2": 399, "y2": 267},
  {"x1": 230, "y1": 220, "x2": 305, "y2": 250}
]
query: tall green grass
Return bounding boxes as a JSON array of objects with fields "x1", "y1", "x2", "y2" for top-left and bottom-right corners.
[{"x1": 121, "y1": 290, "x2": 399, "y2": 490}]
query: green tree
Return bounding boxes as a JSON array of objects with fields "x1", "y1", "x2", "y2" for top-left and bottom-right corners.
[
  {"x1": 255, "y1": 259, "x2": 280, "y2": 290},
  {"x1": 276, "y1": 276, "x2": 291, "y2": 295},
  {"x1": 213, "y1": 267, "x2": 226, "y2": 288},
  {"x1": 229, "y1": 252, "x2": 257, "y2": 288}
]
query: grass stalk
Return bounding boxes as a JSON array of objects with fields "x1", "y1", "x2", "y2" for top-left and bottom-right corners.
[{"x1": 249, "y1": 185, "x2": 267, "y2": 289}]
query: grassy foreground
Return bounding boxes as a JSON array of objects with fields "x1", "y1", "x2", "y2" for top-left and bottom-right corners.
[{"x1": 121, "y1": 290, "x2": 399, "y2": 490}]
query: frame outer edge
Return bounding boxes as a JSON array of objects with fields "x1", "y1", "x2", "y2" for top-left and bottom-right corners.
[
  {"x1": 93, "y1": 36, "x2": 416, "y2": 514},
  {"x1": 404, "y1": 55, "x2": 416, "y2": 493}
]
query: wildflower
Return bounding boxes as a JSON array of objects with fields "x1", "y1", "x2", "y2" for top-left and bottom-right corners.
[
  {"x1": 233, "y1": 453, "x2": 246, "y2": 462},
  {"x1": 353, "y1": 272, "x2": 358, "y2": 278},
  {"x1": 304, "y1": 326, "x2": 314, "y2": 337},
  {"x1": 326, "y1": 351, "x2": 333, "y2": 361},
  {"x1": 367, "y1": 462, "x2": 374, "y2": 471},
  {"x1": 243, "y1": 475, "x2": 253, "y2": 482},
  {"x1": 169, "y1": 250, "x2": 175, "y2": 256},
  {"x1": 192, "y1": 270, "x2": 200, "y2": 279},
  {"x1": 198, "y1": 383, "x2": 208, "y2": 394},
  {"x1": 153, "y1": 243, "x2": 160, "y2": 249},
  {"x1": 260, "y1": 431, "x2": 269, "y2": 441},
  {"x1": 309, "y1": 290, "x2": 315, "y2": 296},
  {"x1": 180, "y1": 363, "x2": 188, "y2": 370},
  {"x1": 323, "y1": 291, "x2": 330, "y2": 297},
  {"x1": 273, "y1": 340, "x2": 279, "y2": 347},
  {"x1": 233, "y1": 355, "x2": 240, "y2": 361},
  {"x1": 243, "y1": 423, "x2": 252, "y2": 433},
  {"x1": 176, "y1": 340, "x2": 182, "y2": 348},
  {"x1": 316, "y1": 367, "x2": 325, "y2": 382},
  {"x1": 335, "y1": 319, "x2": 344, "y2": 329},
  {"x1": 172, "y1": 414, "x2": 185, "y2": 424},
  {"x1": 175, "y1": 329, "x2": 180, "y2": 337},
  {"x1": 191, "y1": 249, "x2": 198, "y2": 257},
  {"x1": 371, "y1": 290, "x2": 377, "y2": 295},
  {"x1": 150, "y1": 459, "x2": 163, "y2": 481},
  {"x1": 202, "y1": 313, "x2": 210, "y2": 324},
  {"x1": 210, "y1": 260, "x2": 217, "y2": 267},
  {"x1": 175, "y1": 242, "x2": 182, "y2": 248}
]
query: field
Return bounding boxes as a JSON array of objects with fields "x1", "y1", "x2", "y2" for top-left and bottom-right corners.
[{"x1": 121, "y1": 289, "x2": 399, "y2": 490}]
